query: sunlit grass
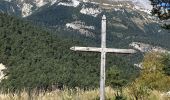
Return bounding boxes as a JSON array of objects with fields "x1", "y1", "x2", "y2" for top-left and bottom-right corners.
[{"x1": 0, "y1": 87, "x2": 113, "y2": 100}]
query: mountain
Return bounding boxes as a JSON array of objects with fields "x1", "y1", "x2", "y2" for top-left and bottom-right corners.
[
  {"x1": 0, "y1": 0, "x2": 81, "y2": 17},
  {"x1": 0, "y1": 13, "x2": 138, "y2": 91},
  {"x1": 0, "y1": 0, "x2": 170, "y2": 92},
  {"x1": 25, "y1": 0, "x2": 170, "y2": 50},
  {"x1": 0, "y1": 0, "x2": 152, "y2": 17},
  {"x1": 1, "y1": 0, "x2": 170, "y2": 56}
]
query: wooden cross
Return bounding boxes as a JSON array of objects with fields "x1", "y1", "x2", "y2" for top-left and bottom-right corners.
[{"x1": 70, "y1": 15, "x2": 136, "y2": 100}]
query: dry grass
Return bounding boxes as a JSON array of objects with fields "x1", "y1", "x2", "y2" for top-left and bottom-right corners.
[
  {"x1": 0, "y1": 87, "x2": 169, "y2": 100},
  {"x1": 0, "y1": 87, "x2": 116, "y2": 100}
]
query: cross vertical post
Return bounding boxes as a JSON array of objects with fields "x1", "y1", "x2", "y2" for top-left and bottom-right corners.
[{"x1": 100, "y1": 15, "x2": 106, "y2": 100}]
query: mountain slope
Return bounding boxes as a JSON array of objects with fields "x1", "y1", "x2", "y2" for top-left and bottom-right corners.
[
  {"x1": 26, "y1": 2, "x2": 170, "y2": 50},
  {"x1": 0, "y1": 13, "x2": 138, "y2": 91},
  {"x1": 0, "y1": 1, "x2": 21, "y2": 16},
  {"x1": 1, "y1": 0, "x2": 170, "y2": 61}
]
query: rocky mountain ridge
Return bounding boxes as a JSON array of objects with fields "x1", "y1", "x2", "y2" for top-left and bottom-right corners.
[{"x1": 1, "y1": 0, "x2": 152, "y2": 17}]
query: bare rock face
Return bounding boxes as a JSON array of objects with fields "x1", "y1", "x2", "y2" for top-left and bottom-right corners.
[
  {"x1": 10, "y1": 0, "x2": 59, "y2": 17},
  {"x1": 0, "y1": 63, "x2": 6, "y2": 82},
  {"x1": 66, "y1": 21, "x2": 95, "y2": 37},
  {"x1": 130, "y1": 42, "x2": 170, "y2": 53},
  {"x1": 2, "y1": 0, "x2": 81, "y2": 17}
]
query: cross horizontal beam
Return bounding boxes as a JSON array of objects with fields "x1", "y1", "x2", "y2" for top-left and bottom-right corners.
[
  {"x1": 70, "y1": 46, "x2": 101, "y2": 52},
  {"x1": 70, "y1": 46, "x2": 136, "y2": 54}
]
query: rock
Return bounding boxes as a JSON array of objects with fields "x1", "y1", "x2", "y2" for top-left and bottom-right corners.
[{"x1": 0, "y1": 63, "x2": 6, "y2": 82}]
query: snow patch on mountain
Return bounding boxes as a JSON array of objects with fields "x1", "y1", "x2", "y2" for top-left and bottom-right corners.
[
  {"x1": 50, "y1": 0, "x2": 58, "y2": 5},
  {"x1": 82, "y1": 0, "x2": 89, "y2": 3},
  {"x1": 66, "y1": 21, "x2": 95, "y2": 36},
  {"x1": 109, "y1": 0, "x2": 152, "y2": 9},
  {"x1": 3, "y1": 0, "x2": 12, "y2": 2},
  {"x1": 112, "y1": 23, "x2": 128, "y2": 29},
  {"x1": 80, "y1": 7, "x2": 102, "y2": 17},
  {"x1": 132, "y1": 0, "x2": 152, "y2": 10},
  {"x1": 34, "y1": 0, "x2": 48, "y2": 7},
  {"x1": 113, "y1": 8, "x2": 124, "y2": 12},
  {"x1": 58, "y1": 0, "x2": 80, "y2": 7},
  {"x1": 109, "y1": 0, "x2": 152, "y2": 13},
  {"x1": 128, "y1": 0, "x2": 152, "y2": 13},
  {"x1": 22, "y1": 3, "x2": 33, "y2": 17},
  {"x1": 132, "y1": 5, "x2": 151, "y2": 14}
]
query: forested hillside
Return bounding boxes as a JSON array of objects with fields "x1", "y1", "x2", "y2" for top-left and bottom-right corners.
[{"x1": 0, "y1": 13, "x2": 138, "y2": 92}]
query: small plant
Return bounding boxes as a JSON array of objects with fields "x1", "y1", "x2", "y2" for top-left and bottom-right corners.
[
  {"x1": 127, "y1": 82, "x2": 151, "y2": 100},
  {"x1": 114, "y1": 88, "x2": 127, "y2": 100}
]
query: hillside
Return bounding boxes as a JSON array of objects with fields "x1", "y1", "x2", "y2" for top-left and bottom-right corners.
[
  {"x1": 1, "y1": 0, "x2": 170, "y2": 51},
  {"x1": 26, "y1": 2, "x2": 170, "y2": 50},
  {"x1": 0, "y1": 13, "x2": 138, "y2": 91}
]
